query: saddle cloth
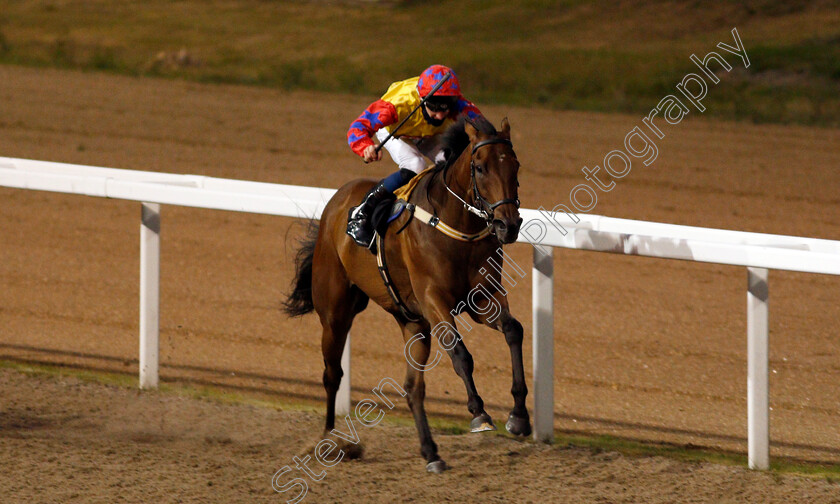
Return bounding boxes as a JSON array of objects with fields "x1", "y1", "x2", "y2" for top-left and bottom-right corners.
[
  {"x1": 393, "y1": 166, "x2": 434, "y2": 201},
  {"x1": 371, "y1": 166, "x2": 435, "y2": 235}
]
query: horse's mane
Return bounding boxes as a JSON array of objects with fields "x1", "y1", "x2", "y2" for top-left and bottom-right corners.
[
  {"x1": 423, "y1": 115, "x2": 498, "y2": 210},
  {"x1": 434, "y1": 115, "x2": 498, "y2": 172}
]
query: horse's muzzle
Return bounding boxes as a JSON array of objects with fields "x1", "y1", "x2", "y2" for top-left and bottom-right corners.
[{"x1": 493, "y1": 217, "x2": 523, "y2": 244}]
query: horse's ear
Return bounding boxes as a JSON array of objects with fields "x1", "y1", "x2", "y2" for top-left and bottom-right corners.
[
  {"x1": 500, "y1": 117, "x2": 511, "y2": 137},
  {"x1": 464, "y1": 120, "x2": 479, "y2": 142}
]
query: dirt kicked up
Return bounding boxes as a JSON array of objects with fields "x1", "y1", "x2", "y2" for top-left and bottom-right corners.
[
  {"x1": 1, "y1": 65, "x2": 840, "y2": 502},
  {"x1": 3, "y1": 368, "x2": 840, "y2": 503}
]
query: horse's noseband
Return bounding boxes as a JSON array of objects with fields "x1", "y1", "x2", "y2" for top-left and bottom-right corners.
[{"x1": 470, "y1": 138, "x2": 520, "y2": 221}]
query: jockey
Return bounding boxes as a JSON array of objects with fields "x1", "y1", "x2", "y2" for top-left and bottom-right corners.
[{"x1": 346, "y1": 64, "x2": 483, "y2": 247}]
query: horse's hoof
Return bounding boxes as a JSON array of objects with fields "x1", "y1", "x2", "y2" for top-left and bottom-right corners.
[
  {"x1": 469, "y1": 413, "x2": 496, "y2": 433},
  {"x1": 425, "y1": 460, "x2": 447, "y2": 474},
  {"x1": 505, "y1": 413, "x2": 532, "y2": 437},
  {"x1": 342, "y1": 442, "x2": 365, "y2": 460}
]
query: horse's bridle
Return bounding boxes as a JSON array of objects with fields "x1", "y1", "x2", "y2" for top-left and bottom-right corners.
[{"x1": 445, "y1": 137, "x2": 521, "y2": 225}]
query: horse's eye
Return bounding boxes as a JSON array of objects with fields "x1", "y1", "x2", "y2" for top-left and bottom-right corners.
[{"x1": 474, "y1": 164, "x2": 484, "y2": 174}]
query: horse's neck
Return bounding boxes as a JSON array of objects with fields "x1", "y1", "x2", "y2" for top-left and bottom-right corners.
[{"x1": 420, "y1": 154, "x2": 486, "y2": 234}]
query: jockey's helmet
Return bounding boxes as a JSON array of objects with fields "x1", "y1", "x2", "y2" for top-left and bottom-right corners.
[{"x1": 417, "y1": 65, "x2": 461, "y2": 98}]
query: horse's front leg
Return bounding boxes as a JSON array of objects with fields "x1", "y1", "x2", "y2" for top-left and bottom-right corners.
[
  {"x1": 498, "y1": 310, "x2": 531, "y2": 436},
  {"x1": 421, "y1": 291, "x2": 495, "y2": 433},
  {"x1": 472, "y1": 294, "x2": 531, "y2": 437}
]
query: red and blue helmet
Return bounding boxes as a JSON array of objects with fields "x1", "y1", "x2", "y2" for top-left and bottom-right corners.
[{"x1": 417, "y1": 65, "x2": 462, "y2": 98}]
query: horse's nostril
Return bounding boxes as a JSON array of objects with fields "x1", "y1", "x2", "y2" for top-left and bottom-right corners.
[{"x1": 494, "y1": 219, "x2": 507, "y2": 231}]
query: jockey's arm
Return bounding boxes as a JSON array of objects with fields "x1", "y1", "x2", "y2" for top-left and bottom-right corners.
[{"x1": 347, "y1": 99, "x2": 398, "y2": 159}]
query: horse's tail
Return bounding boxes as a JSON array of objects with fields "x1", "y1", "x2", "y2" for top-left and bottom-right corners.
[{"x1": 283, "y1": 221, "x2": 319, "y2": 317}]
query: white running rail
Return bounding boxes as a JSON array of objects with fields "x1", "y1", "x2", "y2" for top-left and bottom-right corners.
[{"x1": 2, "y1": 156, "x2": 839, "y2": 470}]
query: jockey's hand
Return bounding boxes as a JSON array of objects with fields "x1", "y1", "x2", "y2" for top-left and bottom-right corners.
[{"x1": 363, "y1": 145, "x2": 382, "y2": 163}]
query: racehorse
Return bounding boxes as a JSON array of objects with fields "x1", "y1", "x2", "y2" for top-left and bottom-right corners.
[{"x1": 283, "y1": 116, "x2": 528, "y2": 473}]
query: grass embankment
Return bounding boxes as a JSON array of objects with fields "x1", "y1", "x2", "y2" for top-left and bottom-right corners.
[
  {"x1": 3, "y1": 358, "x2": 840, "y2": 483},
  {"x1": 0, "y1": 0, "x2": 838, "y2": 127}
]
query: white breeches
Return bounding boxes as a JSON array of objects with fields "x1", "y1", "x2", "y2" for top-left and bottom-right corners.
[{"x1": 375, "y1": 129, "x2": 446, "y2": 174}]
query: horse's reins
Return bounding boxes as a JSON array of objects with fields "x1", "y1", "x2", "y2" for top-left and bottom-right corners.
[
  {"x1": 440, "y1": 137, "x2": 520, "y2": 236},
  {"x1": 375, "y1": 136, "x2": 519, "y2": 321}
]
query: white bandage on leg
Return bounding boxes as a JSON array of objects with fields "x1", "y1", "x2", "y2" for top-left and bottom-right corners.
[{"x1": 376, "y1": 129, "x2": 427, "y2": 174}]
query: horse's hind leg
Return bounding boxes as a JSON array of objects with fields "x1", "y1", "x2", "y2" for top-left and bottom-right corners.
[
  {"x1": 400, "y1": 320, "x2": 446, "y2": 473},
  {"x1": 314, "y1": 270, "x2": 368, "y2": 435},
  {"x1": 317, "y1": 288, "x2": 367, "y2": 461},
  {"x1": 320, "y1": 294, "x2": 366, "y2": 427}
]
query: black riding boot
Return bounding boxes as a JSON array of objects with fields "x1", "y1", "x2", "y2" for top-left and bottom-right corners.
[{"x1": 347, "y1": 181, "x2": 393, "y2": 248}]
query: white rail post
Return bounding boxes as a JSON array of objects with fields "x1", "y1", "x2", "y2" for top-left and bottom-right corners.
[
  {"x1": 532, "y1": 247, "x2": 554, "y2": 442},
  {"x1": 139, "y1": 203, "x2": 161, "y2": 389},
  {"x1": 336, "y1": 333, "x2": 351, "y2": 416},
  {"x1": 747, "y1": 267, "x2": 769, "y2": 469}
]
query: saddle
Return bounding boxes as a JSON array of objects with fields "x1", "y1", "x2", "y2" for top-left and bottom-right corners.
[
  {"x1": 369, "y1": 195, "x2": 404, "y2": 245},
  {"x1": 368, "y1": 167, "x2": 434, "y2": 252}
]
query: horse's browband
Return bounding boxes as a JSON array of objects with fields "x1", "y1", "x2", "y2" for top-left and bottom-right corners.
[{"x1": 471, "y1": 138, "x2": 513, "y2": 155}]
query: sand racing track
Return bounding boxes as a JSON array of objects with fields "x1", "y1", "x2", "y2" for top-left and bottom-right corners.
[{"x1": 1, "y1": 65, "x2": 839, "y2": 502}]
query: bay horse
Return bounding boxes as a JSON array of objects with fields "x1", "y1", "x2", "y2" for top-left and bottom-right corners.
[{"x1": 284, "y1": 116, "x2": 528, "y2": 473}]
